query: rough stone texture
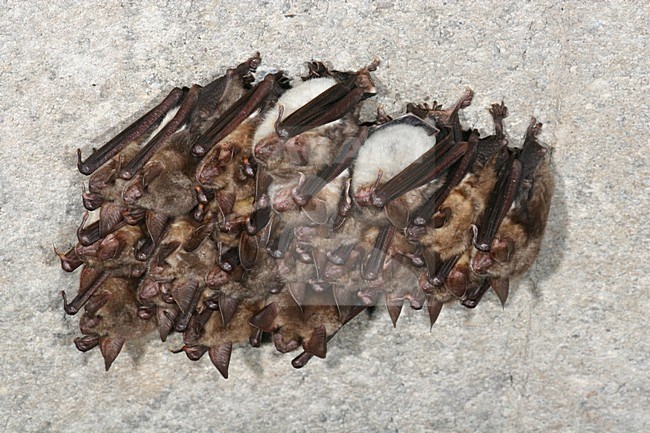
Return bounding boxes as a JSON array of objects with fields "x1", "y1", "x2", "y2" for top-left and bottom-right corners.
[{"x1": 0, "y1": 1, "x2": 647, "y2": 432}]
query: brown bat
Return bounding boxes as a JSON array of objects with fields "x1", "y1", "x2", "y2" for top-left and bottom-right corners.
[{"x1": 465, "y1": 118, "x2": 554, "y2": 306}]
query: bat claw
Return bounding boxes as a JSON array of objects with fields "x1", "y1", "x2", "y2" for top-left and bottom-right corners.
[
  {"x1": 357, "y1": 288, "x2": 380, "y2": 306},
  {"x1": 375, "y1": 106, "x2": 392, "y2": 124},
  {"x1": 366, "y1": 57, "x2": 381, "y2": 72},
  {"x1": 249, "y1": 329, "x2": 263, "y2": 348},
  {"x1": 248, "y1": 52, "x2": 262, "y2": 70},
  {"x1": 527, "y1": 117, "x2": 543, "y2": 138},
  {"x1": 76, "y1": 149, "x2": 88, "y2": 174},
  {"x1": 137, "y1": 306, "x2": 154, "y2": 320},
  {"x1": 489, "y1": 101, "x2": 509, "y2": 120},
  {"x1": 54, "y1": 245, "x2": 83, "y2": 272},
  {"x1": 327, "y1": 243, "x2": 356, "y2": 266},
  {"x1": 61, "y1": 290, "x2": 77, "y2": 315},
  {"x1": 274, "y1": 104, "x2": 287, "y2": 138}
]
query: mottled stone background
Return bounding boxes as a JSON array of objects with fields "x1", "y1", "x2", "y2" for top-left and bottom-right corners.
[{"x1": 1, "y1": 1, "x2": 647, "y2": 432}]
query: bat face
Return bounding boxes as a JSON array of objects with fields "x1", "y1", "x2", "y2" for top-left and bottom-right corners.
[{"x1": 57, "y1": 54, "x2": 552, "y2": 375}]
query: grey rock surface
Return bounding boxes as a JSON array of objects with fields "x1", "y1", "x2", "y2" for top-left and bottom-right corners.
[{"x1": 0, "y1": 1, "x2": 648, "y2": 432}]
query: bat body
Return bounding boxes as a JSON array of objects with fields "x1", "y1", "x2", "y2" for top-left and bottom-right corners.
[{"x1": 57, "y1": 54, "x2": 553, "y2": 375}]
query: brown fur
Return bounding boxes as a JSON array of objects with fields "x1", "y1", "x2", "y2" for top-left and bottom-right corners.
[
  {"x1": 422, "y1": 159, "x2": 498, "y2": 260},
  {"x1": 473, "y1": 155, "x2": 553, "y2": 279}
]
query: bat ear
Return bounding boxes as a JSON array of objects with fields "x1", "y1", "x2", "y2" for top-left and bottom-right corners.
[
  {"x1": 171, "y1": 281, "x2": 197, "y2": 314},
  {"x1": 100, "y1": 336, "x2": 126, "y2": 371},
  {"x1": 385, "y1": 293, "x2": 404, "y2": 328},
  {"x1": 157, "y1": 307, "x2": 178, "y2": 342},
  {"x1": 303, "y1": 325, "x2": 327, "y2": 359},
  {"x1": 426, "y1": 296, "x2": 444, "y2": 330},
  {"x1": 384, "y1": 199, "x2": 409, "y2": 229},
  {"x1": 183, "y1": 223, "x2": 214, "y2": 253},
  {"x1": 249, "y1": 302, "x2": 279, "y2": 333},
  {"x1": 209, "y1": 342, "x2": 233, "y2": 379},
  {"x1": 490, "y1": 277, "x2": 510, "y2": 307},
  {"x1": 218, "y1": 293, "x2": 241, "y2": 327},
  {"x1": 145, "y1": 211, "x2": 170, "y2": 245},
  {"x1": 239, "y1": 232, "x2": 258, "y2": 271},
  {"x1": 239, "y1": 232, "x2": 258, "y2": 270}
]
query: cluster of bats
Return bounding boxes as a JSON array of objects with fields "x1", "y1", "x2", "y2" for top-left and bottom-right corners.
[{"x1": 56, "y1": 53, "x2": 553, "y2": 377}]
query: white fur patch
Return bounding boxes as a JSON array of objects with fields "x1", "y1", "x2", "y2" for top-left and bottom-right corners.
[
  {"x1": 253, "y1": 77, "x2": 338, "y2": 145},
  {"x1": 148, "y1": 104, "x2": 182, "y2": 139},
  {"x1": 352, "y1": 123, "x2": 437, "y2": 191}
]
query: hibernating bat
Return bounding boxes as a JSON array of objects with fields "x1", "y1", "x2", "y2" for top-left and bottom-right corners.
[{"x1": 56, "y1": 53, "x2": 553, "y2": 376}]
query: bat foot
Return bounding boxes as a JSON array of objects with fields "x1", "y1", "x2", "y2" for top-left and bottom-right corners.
[
  {"x1": 526, "y1": 117, "x2": 543, "y2": 138},
  {"x1": 470, "y1": 250, "x2": 493, "y2": 275},
  {"x1": 461, "y1": 279, "x2": 491, "y2": 309},
  {"x1": 74, "y1": 335, "x2": 100, "y2": 352},
  {"x1": 273, "y1": 332, "x2": 300, "y2": 353},
  {"x1": 174, "y1": 344, "x2": 208, "y2": 361},
  {"x1": 291, "y1": 351, "x2": 314, "y2": 369}
]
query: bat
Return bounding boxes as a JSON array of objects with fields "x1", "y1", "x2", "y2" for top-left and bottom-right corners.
[{"x1": 56, "y1": 54, "x2": 553, "y2": 376}]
